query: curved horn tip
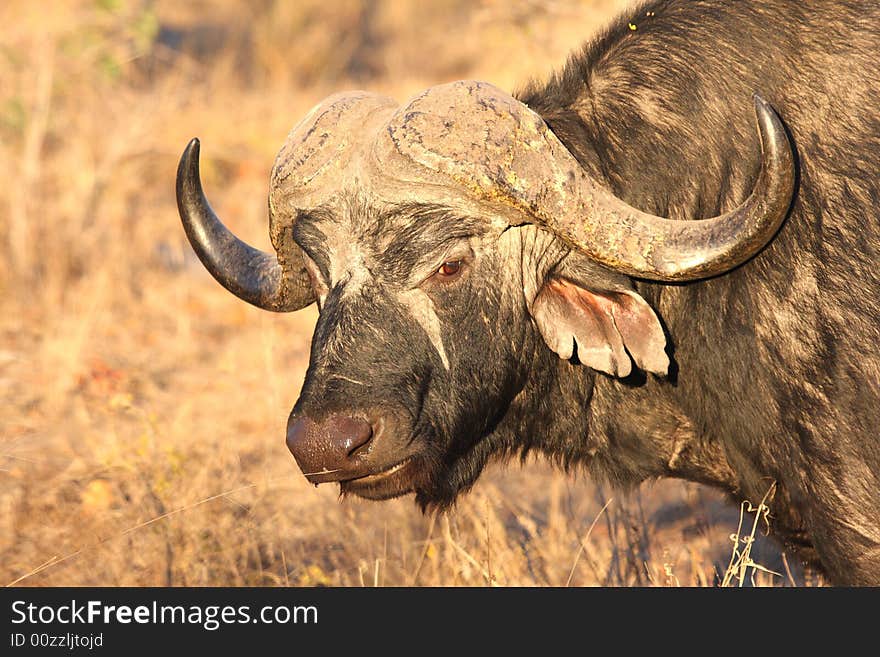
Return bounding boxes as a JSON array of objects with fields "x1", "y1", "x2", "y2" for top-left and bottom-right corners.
[
  {"x1": 752, "y1": 95, "x2": 783, "y2": 133},
  {"x1": 181, "y1": 137, "x2": 201, "y2": 169},
  {"x1": 177, "y1": 138, "x2": 203, "y2": 192}
]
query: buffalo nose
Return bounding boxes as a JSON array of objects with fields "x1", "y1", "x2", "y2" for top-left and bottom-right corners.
[{"x1": 286, "y1": 414, "x2": 374, "y2": 481}]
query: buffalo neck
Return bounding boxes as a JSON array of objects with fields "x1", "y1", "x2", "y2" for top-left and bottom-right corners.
[{"x1": 495, "y1": 341, "x2": 739, "y2": 494}]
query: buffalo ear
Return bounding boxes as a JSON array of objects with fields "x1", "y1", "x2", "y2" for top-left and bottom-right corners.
[{"x1": 531, "y1": 277, "x2": 669, "y2": 377}]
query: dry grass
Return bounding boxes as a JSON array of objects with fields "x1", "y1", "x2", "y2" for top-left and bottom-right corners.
[{"x1": 0, "y1": 0, "x2": 822, "y2": 587}]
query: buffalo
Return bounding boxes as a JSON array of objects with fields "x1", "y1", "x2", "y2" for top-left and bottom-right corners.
[{"x1": 176, "y1": 0, "x2": 880, "y2": 585}]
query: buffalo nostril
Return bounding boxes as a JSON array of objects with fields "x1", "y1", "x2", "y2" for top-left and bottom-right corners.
[{"x1": 327, "y1": 415, "x2": 373, "y2": 457}]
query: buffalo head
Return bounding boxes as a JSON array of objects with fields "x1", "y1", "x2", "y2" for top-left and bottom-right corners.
[{"x1": 176, "y1": 81, "x2": 794, "y2": 506}]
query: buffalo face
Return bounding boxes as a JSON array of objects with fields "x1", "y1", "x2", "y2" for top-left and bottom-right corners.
[{"x1": 284, "y1": 202, "x2": 545, "y2": 505}]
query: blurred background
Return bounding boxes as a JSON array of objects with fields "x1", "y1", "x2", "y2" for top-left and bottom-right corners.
[{"x1": 0, "y1": 0, "x2": 819, "y2": 586}]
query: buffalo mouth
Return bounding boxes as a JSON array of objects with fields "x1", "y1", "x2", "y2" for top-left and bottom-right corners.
[{"x1": 337, "y1": 457, "x2": 417, "y2": 500}]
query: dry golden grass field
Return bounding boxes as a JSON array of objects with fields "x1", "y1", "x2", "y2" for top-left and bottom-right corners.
[{"x1": 0, "y1": 0, "x2": 825, "y2": 587}]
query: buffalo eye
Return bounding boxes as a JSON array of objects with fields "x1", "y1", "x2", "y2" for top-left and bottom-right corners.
[{"x1": 435, "y1": 259, "x2": 463, "y2": 280}]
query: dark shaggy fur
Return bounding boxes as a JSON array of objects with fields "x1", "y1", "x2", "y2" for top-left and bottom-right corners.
[{"x1": 514, "y1": 0, "x2": 880, "y2": 584}]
